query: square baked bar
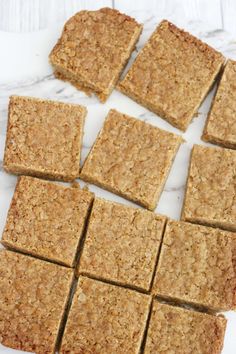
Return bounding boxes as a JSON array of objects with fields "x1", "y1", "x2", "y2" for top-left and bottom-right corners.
[
  {"x1": 152, "y1": 220, "x2": 236, "y2": 312},
  {"x1": 0, "y1": 250, "x2": 74, "y2": 353},
  {"x1": 1, "y1": 176, "x2": 94, "y2": 267},
  {"x1": 60, "y1": 276, "x2": 151, "y2": 354},
  {"x1": 80, "y1": 109, "x2": 182, "y2": 210},
  {"x1": 49, "y1": 8, "x2": 142, "y2": 102},
  {"x1": 202, "y1": 59, "x2": 236, "y2": 149},
  {"x1": 182, "y1": 144, "x2": 236, "y2": 231},
  {"x1": 118, "y1": 20, "x2": 224, "y2": 131},
  {"x1": 144, "y1": 301, "x2": 226, "y2": 354},
  {"x1": 4, "y1": 95, "x2": 86, "y2": 181},
  {"x1": 78, "y1": 198, "x2": 166, "y2": 291}
]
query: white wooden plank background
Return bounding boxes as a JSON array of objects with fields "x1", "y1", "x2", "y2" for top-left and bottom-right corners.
[
  {"x1": 0, "y1": 0, "x2": 236, "y2": 34},
  {"x1": 221, "y1": 0, "x2": 236, "y2": 35},
  {"x1": 0, "y1": 0, "x2": 112, "y2": 31},
  {"x1": 114, "y1": 0, "x2": 223, "y2": 28}
]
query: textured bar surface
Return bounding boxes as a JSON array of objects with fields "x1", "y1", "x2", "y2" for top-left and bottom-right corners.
[
  {"x1": 152, "y1": 220, "x2": 236, "y2": 311},
  {"x1": 182, "y1": 144, "x2": 236, "y2": 231},
  {"x1": 50, "y1": 8, "x2": 142, "y2": 102},
  {"x1": 1, "y1": 176, "x2": 94, "y2": 266},
  {"x1": 0, "y1": 249, "x2": 74, "y2": 353},
  {"x1": 118, "y1": 20, "x2": 224, "y2": 131},
  {"x1": 144, "y1": 301, "x2": 227, "y2": 354},
  {"x1": 79, "y1": 198, "x2": 166, "y2": 290},
  {"x1": 203, "y1": 59, "x2": 236, "y2": 149},
  {"x1": 60, "y1": 276, "x2": 151, "y2": 353},
  {"x1": 80, "y1": 109, "x2": 182, "y2": 210},
  {"x1": 4, "y1": 95, "x2": 86, "y2": 181}
]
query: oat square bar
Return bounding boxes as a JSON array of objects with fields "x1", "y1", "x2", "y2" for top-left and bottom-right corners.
[
  {"x1": 182, "y1": 144, "x2": 236, "y2": 231},
  {"x1": 0, "y1": 250, "x2": 74, "y2": 353},
  {"x1": 4, "y1": 95, "x2": 86, "y2": 181},
  {"x1": 144, "y1": 301, "x2": 226, "y2": 354},
  {"x1": 152, "y1": 220, "x2": 236, "y2": 311},
  {"x1": 49, "y1": 8, "x2": 142, "y2": 102},
  {"x1": 78, "y1": 198, "x2": 166, "y2": 291},
  {"x1": 202, "y1": 59, "x2": 236, "y2": 149},
  {"x1": 1, "y1": 176, "x2": 93, "y2": 267},
  {"x1": 118, "y1": 20, "x2": 224, "y2": 131},
  {"x1": 60, "y1": 276, "x2": 151, "y2": 353},
  {"x1": 80, "y1": 109, "x2": 182, "y2": 210}
]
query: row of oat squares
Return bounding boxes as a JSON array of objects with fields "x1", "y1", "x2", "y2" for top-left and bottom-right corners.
[
  {"x1": 3, "y1": 95, "x2": 236, "y2": 231},
  {"x1": 49, "y1": 8, "x2": 236, "y2": 146},
  {"x1": 1, "y1": 174, "x2": 235, "y2": 353}
]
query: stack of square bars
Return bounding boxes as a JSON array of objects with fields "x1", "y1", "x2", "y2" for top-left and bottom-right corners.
[{"x1": 1, "y1": 7, "x2": 236, "y2": 354}]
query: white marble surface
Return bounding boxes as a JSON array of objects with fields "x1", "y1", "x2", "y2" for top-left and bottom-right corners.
[{"x1": 0, "y1": 1, "x2": 236, "y2": 353}]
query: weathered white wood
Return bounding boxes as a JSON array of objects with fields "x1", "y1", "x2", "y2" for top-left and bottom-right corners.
[
  {"x1": 47, "y1": 0, "x2": 113, "y2": 24},
  {"x1": 2, "y1": 0, "x2": 236, "y2": 34},
  {"x1": 0, "y1": 0, "x2": 112, "y2": 32},
  {"x1": 114, "y1": 0, "x2": 223, "y2": 28},
  {"x1": 114, "y1": 0, "x2": 189, "y2": 24},
  {"x1": 222, "y1": 0, "x2": 236, "y2": 35},
  {"x1": 183, "y1": 0, "x2": 222, "y2": 28}
]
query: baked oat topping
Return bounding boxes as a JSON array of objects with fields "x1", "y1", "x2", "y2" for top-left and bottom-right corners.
[
  {"x1": 80, "y1": 109, "x2": 182, "y2": 210},
  {"x1": 3, "y1": 95, "x2": 86, "y2": 181},
  {"x1": 60, "y1": 276, "x2": 151, "y2": 353},
  {"x1": 152, "y1": 220, "x2": 236, "y2": 311},
  {"x1": 203, "y1": 59, "x2": 236, "y2": 149},
  {"x1": 182, "y1": 144, "x2": 236, "y2": 231},
  {"x1": 78, "y1": 198, "x2": 166, "y2": 291},
  {"x1": 118, "y1": 20, "x2": 224, "y2": 131},
  {"x1": 144, "y1": 301, "x2": 226, "y2": 354},
  {"x1": 50, "y1": 8, "x2": 142, "y2": 102},
  {"x1": 0, "y1": 250, "x2": 74, "y2": 353},
  {"x1": 1, "y1": 176, "x2": 94, "y2": 267}
]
